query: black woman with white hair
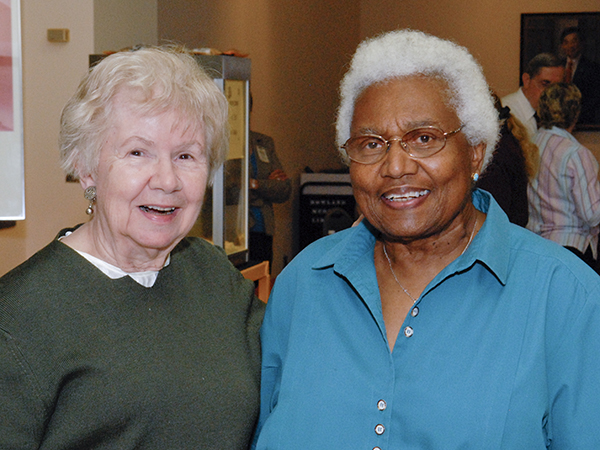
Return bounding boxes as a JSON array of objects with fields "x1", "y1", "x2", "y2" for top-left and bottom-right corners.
[{"x1": 253, "y1": 30, "x2": 600, "y2": 449}]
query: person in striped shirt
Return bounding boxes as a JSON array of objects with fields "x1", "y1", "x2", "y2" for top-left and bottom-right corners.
[{"x1": 527, "y1": 82, "x2": 600, "y2": 271}]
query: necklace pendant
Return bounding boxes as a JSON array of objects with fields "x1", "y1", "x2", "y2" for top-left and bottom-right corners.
[
  {"x1": 382, "y1": 243, "x2": 418, "y2": 304},
  {"x1": 381, "y1": 215, "x2": 478, "y2": 305}
]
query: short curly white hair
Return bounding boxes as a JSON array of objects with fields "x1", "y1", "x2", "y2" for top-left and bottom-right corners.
[
  {"x1": 60, "y1": 46, "x2": 229, "y2": 184},
  {"x1": 336, "y1": 29, "x2": 499, "y2": 168}
]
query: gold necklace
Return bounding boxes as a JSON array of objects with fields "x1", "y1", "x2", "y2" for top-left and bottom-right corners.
[{"x1": 382, "y1": 216, "x2": 478, "y2": 303}]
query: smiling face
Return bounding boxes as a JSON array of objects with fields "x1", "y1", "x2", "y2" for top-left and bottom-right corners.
[
  {"x1": 80, "y1": 91, "x2": 208, "y2": 263},
  {"x1": 349, "y1": 76, "x2": 484, "y2": 243}
]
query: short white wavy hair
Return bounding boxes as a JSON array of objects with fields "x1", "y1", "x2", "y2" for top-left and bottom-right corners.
[
  {"x1": 336, "y1": 30, "x2": 499, "y2": 168},
  {"x1": 60, "y1": 46, "x2": 228, "y2": 184}
]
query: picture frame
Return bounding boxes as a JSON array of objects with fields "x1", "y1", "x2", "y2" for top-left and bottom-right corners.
[
  {"x1": 0, "y1": 0, "x2": 24, "y2": 221},
  {"x1": 520, "y1": 12, "x2": 600, "y2": 131}
]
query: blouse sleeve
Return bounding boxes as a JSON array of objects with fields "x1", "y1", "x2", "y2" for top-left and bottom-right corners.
[
  {"x1": 544, "y1": 274, "x2": 600, "y2": 448},
  {"x1": 567, "y1": 145, "x2": 600, "y2": 227}
]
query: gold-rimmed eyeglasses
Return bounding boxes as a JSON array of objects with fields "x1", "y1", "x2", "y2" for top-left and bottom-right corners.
[{"x1": 342, "y1": 124, "x2": 464, "y2": 165}]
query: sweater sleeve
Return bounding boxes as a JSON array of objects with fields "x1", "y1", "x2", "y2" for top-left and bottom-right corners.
[
  {"x1": 255, "y1": 177, "x2": 292, "y2": 204},
  {"x1": 0, "y1": 331, "x2": 47, "y2": 449}
]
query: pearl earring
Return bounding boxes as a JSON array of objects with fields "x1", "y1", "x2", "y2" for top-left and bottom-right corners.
[
  {"x1": 84, "y1": 186, "x2": 97, "y2": 215},
  {"x1": 472, "y1": 173, "x2": 479, "y2": 182}
]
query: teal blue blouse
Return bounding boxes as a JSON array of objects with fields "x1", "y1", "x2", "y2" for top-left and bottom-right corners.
[{"x1": 254, "y1": 190, "x2": 600, "y2": 449}]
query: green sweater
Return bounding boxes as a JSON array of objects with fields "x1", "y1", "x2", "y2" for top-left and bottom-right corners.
[{"x1": 0, "y1": 234, "x2": 264, "y2": 449}]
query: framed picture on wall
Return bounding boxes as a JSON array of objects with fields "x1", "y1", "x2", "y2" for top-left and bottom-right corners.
[
  {"x1": 521, "y1": 12, "x2": 600, "y2": 130},
  {"x1": 0, "y1": 0, "x2": 24, "y2": 221}
]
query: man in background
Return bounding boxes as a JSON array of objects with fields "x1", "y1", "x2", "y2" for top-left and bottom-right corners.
[
  {"x1": 248, "y1": 130, "x2": 291, "y2": 267},
  {"x1": 502, "y1": 53, "x2": 564, "y2": 141}
]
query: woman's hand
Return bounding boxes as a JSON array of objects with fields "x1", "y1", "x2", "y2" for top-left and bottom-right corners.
[{"x1": 268, "y1": 169, "x2": 288, "y2": 181}]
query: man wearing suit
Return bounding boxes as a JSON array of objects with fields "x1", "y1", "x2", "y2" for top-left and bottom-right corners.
[
  {"x1": 248, "y1": 131, "x2": 291, "y2": 266},
  {"x1": 561, "y1": 27, "x2": 600, "y2": 124}
]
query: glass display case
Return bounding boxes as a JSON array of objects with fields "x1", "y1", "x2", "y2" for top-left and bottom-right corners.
[{"x1": 187, "y1": 55, "x2": 251, "y2": 266}]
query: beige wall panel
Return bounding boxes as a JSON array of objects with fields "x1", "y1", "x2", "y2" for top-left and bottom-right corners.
[
  {"x1": 359, "y1": 0, "x2": 600, "y2": 175},
  {"x1": 158, "y1": 0, "x2": 360, "y2": 274},
  {"x1": 94, "y1": 0, "x2": 158, "y2": 53},
  {"x1": 0, "y1": 0, "x2": 94, "y2": 276},
  {"x1": 4, "y1": 0, "x2": 597, "y2": 277}
]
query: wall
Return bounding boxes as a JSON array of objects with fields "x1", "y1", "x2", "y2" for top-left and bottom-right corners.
[
  {"x1": 158, "y1": 0, "x2": 360, "y2": 274},
  {"x1": 1, "y1": 0, "x2": 361, "y2": 277},
  {"x1": 359, "y1": 0, "x2": 600, "y2": 158},
  {"x1": 159, "y1": 0, "x2": 600, "y2": 275},
  {"x1": 3, "y1": 0, "x2": 599, "y2": 277},
  {"x1": 0, "y1": 0, "x2": 94, "y2": 276},
  {"x1": 94, "y1": 0, "x2": 157, "y2": 53}
]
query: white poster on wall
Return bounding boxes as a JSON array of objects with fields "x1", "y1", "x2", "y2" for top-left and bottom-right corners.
[{"x1": 0, "y1": 0, "x2": 24, "y2": 220}]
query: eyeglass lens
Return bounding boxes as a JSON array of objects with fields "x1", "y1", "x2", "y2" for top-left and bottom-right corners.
[{"x1": 345, "y1": 127, "x2": 451, "y2": 163}]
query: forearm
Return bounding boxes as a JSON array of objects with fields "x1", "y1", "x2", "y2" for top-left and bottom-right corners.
[{"x1": 252, "y1": 178, "x2": 291, "y2": 204}]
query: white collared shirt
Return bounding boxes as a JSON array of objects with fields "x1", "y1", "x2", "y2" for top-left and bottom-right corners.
[
  {"x1": 74, "y1": 250, "x2": 169, "y2": 287},
  {"x1": 501, "y1": 87, "x2": 537, "y2": 142},
  {"x1": 58, "y1": 232, "x2": 169, "y2": 287}
]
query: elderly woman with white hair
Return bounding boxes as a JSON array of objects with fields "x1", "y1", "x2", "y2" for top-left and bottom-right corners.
[
  {"x1": 0, "y1": 47, "x2": 263, "y2": 449},
  {"x1": 252, "y1": 30, "x2": 600, "y2": 449}
]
